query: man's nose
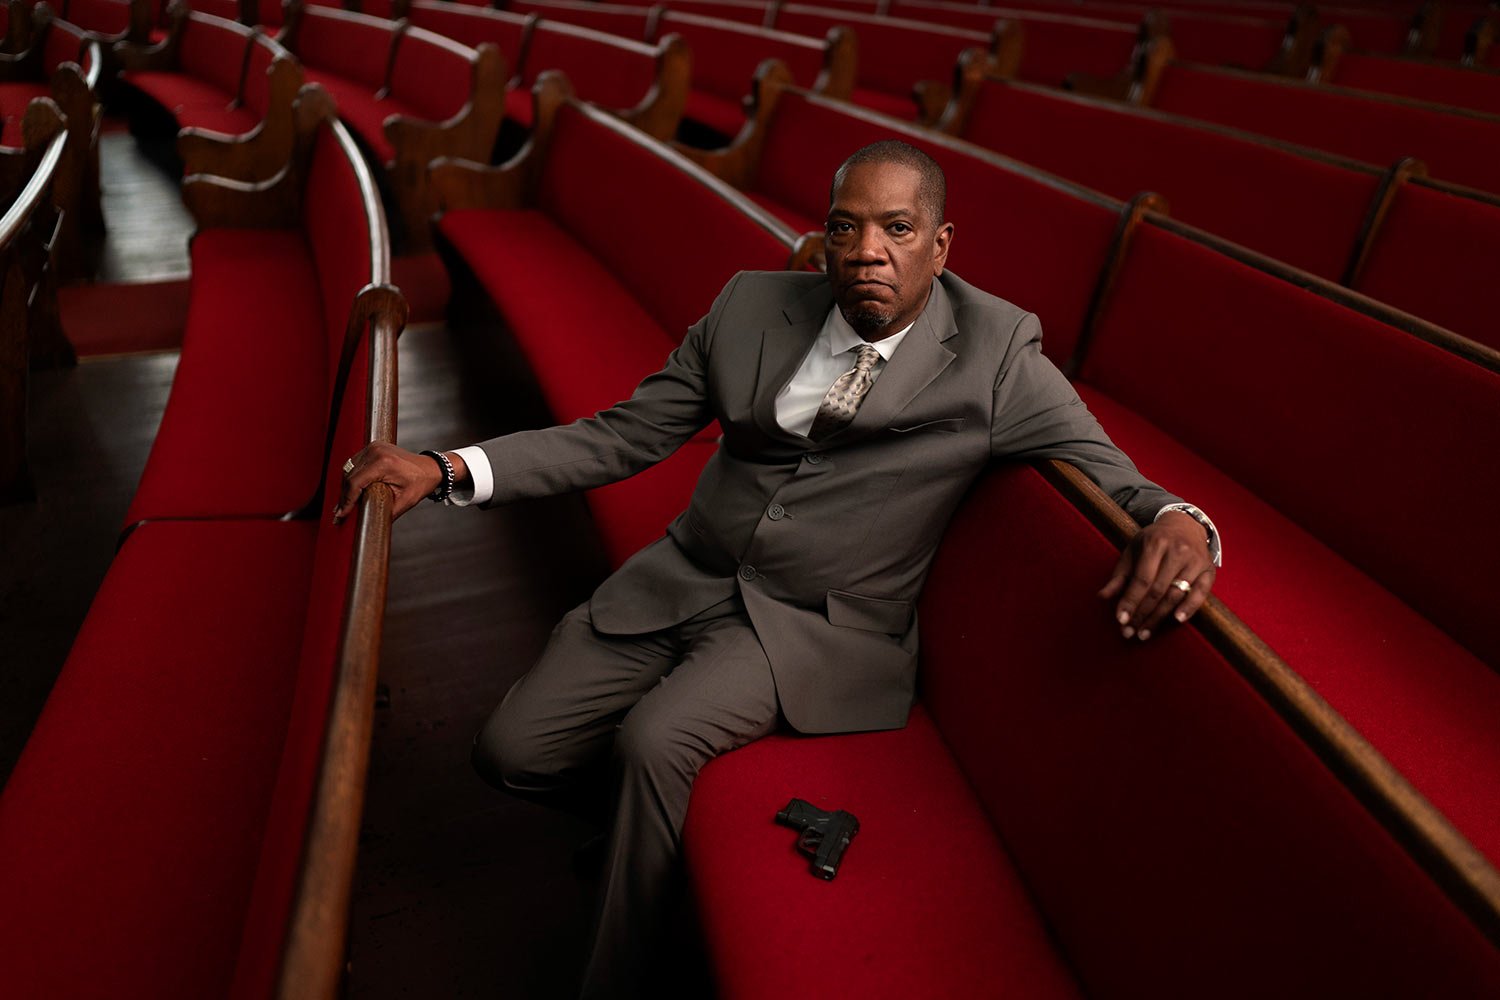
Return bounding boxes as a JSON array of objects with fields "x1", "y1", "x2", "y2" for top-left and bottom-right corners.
[{"x1": 847, "y1": 227, "x2": 888, "y2": 263}]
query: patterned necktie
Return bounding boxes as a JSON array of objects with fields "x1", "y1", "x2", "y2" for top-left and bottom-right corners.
[{"x1": 807, "y1": 344, "x2": 882, "y2": 441}]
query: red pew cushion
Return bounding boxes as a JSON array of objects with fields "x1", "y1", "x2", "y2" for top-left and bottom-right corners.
[
  {"x1": 0, "y1": 519, "x2": 317, "y2": 1000},
  {"x1": 302, "y1": 69, "x2": 398, "y2": 162},
  {"x1": 685, "y1": 705, "x2": 1084, "y2": 1000},
  {"x1": 683, "y1": 89, "x2": 746, "y2": 138},
  {"x1": 1075, "y1": 382, "x2": 1500, "y2": 865},
  {"x1": 0, "y1": 83, "x2": 51, "y2": 144},
  {"x1": 125, "y1": 228, "x2": 328, "y2": 525}
]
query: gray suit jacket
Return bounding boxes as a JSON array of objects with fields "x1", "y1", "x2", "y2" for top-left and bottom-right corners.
[{"x1": 479, "y1": 270, "x2": 1181, "y2": 734}]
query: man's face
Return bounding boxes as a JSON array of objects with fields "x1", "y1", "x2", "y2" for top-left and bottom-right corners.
[{"x1": 825, "y1": 161, "x2": 953, "y2": 341}]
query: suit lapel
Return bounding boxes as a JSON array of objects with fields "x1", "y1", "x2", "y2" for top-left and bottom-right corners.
[
  {"x1": 836, "y1": 277, "x2": 958, "y2": 440},
  {"x1": 751, "y1": 282, "x2": 834, "y2": 443}
]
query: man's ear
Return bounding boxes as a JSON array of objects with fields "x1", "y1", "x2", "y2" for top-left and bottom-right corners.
[{"x1": 932, "y1": 222, "x2": 954, "y2": 274}]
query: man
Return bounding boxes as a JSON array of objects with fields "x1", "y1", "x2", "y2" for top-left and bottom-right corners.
[{"x1": 336, "y1": 141, "x2": 1219, "y2": 997}]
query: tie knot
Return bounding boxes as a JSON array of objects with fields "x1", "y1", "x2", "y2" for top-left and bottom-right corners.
[{"x1": 853, "y1": 344, "x2": 881, "y2": 372}]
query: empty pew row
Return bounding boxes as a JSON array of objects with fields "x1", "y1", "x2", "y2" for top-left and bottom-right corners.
[
  {"x1": 940, "y1": 74, "x2": 1500, "y2": 353},
  {"x1": 685, "y1": 457, "x2": 1500, "y2": 997},
  {"x1": 0, "y1": 98, "x2": 66, "y2": 502},
  {"x1": 430, "y1": 72, "x2": 813, "y2": 567},
  {"x1": 1137, "y1": 56, "x2": 1500, "y2": 196},
  {"x1": 1310, "y1": 34, "x2": 1500, "y2": 115},
  {"x1": 0, "y1": 85, "x2": 408, "y2": 997},
  {"x1": 0, "y1": 4, "x2": 101, "y2": 275},
  {"x1": 405, "y1": 0, "x2": 688, "y2": 148},
  {"x1": 114, "y1": 5, "x2": 301, "y2": 180},
  {"x1": 277, "y1": 0, "x2": 506, "y2": 246},
  {"x1": 674, "y1": 81, "x2": 1500, "y2": 889}
]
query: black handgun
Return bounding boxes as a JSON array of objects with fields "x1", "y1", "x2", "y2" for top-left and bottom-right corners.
[{"x1": 775, "y1": 798, "x2": 860, "y2": 880}]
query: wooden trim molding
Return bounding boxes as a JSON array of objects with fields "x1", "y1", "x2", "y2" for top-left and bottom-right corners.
[
  {"x1": 1066, "y1": 190, "x2": 1164, "y2": 378},
  {"x1": 177, "y1": 50, "x2": 305, "y2": 183},
  {"x1": 1340, "y1": 154, "x2": 1427, "y2": 287}
]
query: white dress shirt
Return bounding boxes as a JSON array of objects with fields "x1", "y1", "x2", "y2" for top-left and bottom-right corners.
[{"x1": 445, "y1": 305, "x2": 1220, "y2": 565}]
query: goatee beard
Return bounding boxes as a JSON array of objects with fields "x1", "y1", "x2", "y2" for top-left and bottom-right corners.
[{"x1": 845, "y1": 306, "x2": 892, "y2": 338}]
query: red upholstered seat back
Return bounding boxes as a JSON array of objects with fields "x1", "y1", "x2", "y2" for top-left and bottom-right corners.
[
  {"x1": 1329, "y1": 51, "x2": 1500, "y2": 117},
  {"x1": 893, "y1": 3, "x2": 1139, "y2": 86},
  {"x1": 1324, "y1": 8, "x2": 1415, "y2": 52},
  {"x1": 303, "y1": 123, "x2": 378, "y2": 394},
  {"x1": 774, "y1": 6, "x2": 984, "y2": 97},
  {"x1": 752, "y1": 91, "x2": 1120, "y2": 364},
  {"x1": 191, "y1": 0, "x2": 243, "y2": 20},
  {"x1": 40, "y1": 17, "x2": 85, "y2": 73},
  {"x1": 60, "y1": 0, "x2": 132, "y2": 35},
  {"x1": 242, "y1": 37, "x2": 283, "y2": 117},
  {"x1": 258, "y1": 0, "x2": 285, "y2": 28},
  {"x1": 659, "y1": 12, "x2": 828, "y2": 97},
  {"x1": 519, "y1": 22, "x2": 658, "y2": 102},
  {"x1": 1166, "y1": 13, "x2": 1288, "y2": 69},
  {"x1": 408, "y1": 0, "x2": 528, "y2": 66},
  {"x1": 294, "y1": 7, "x2": 396, "y2": 90},
  {"x1": 658, "y1": 0, "x2": 775, "y2": 27},
  {"x1": 180, "y1": 14, "x2": 255, "y2": 99},
  {"x1": 960, "y1": 81, "x2": 1380, "y2": 281},
  {"x1": 387, "y1": 27, "x2": 475, "y2": 122},
  {"x1": 1079, "y1": 220, "x2": 1500, "y2": 665},
  {"x1": 1153, "y1": 63, "x2": 1500, "y2": 196},
  {"x1": 511, "y1": 0, "x2": 653, "y2": 39},
  {"x1": 538, "y1": 102, "x2": 793, "y2": 335},
  {"x1": 916, "y1": 463, "x2": 1500, "y2": 997},
  {"x1": 1355, "y1": 180, "x2": 1500, "y2": 352}
]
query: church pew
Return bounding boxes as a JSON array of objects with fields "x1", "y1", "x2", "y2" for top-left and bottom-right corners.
[
  {"x1": 407, "y1": 0, "x2": 531, "y2": 75},
  {"x1": 1142, "y1": 59, "x2": 1500, "y2": 196},
  {"x1": 1065, "y1": 209, "x2": 1500, "y2": 875},
  {"x1": 891, "y1": 1, "x2": 1157, "y2": 91},
  {"x1": 277, "y1": 0, "x2": 507, "y2": 246},
  {"x1": 770, "y1": 3, "x2": 1001, "y2": 122},
  {"x1": 940, "y1": 74, "x2": 1500, "y2": 351},
  {"x1": 123, "y1": 84, "x2": 390, "y2": 527},
  {"x1": 1310, "y1": 40, "x2": 1500, "y2": 115},
  {"x1": 0, "y1": 98, "x2": 66, "y2": 502},
  {"x1": 1350, "y1": 172, "x2": 1500, "y2": 353},
  {"x1": 114, "y1": 7, "x2": 302, "y2": 180},
  {"x1": 506, "y1": 0, "x2": 657, "y2": 38},
  {"x1": 679, "y1": 80, "x2": 1130, "y2": 368},
  {"x1": 430, "y1": 73, "x2": 809, "y2": 565},
  {"x1": 656, "y1": 9, "x2": 855, "y2": 142},
  {"x1": 684, "y1": 458, "x2": 1500, "y2": 998},
  {"x1": 503, "y1": 18, "x2": 690, "y2": 141},
  {"x1": 0, "y1": 6, "x2": 101, "y2": 276},
  {"x1": 0, "y1": 88, "x2": 405, "y2": 1000}
]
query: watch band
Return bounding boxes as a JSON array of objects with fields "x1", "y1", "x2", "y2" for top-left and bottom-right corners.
[{"x1": 421, "y1": 449, "x2": 456, "y2": 503}]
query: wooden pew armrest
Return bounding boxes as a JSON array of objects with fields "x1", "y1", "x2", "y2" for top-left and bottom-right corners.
[
  {"x1": 674, "y1": 58, "x2": 793, "y2": 191},
  {"x1": 175, "y1": 55, "x2": 300, "y2": 182},
  {"x1": 382, "y1": 42, "x2": 506, "y2": 167},
  {"x1": 427, "y1": 156, "x2": 525, "y2": 213},
  {"x1": 620, "y1": 31, "x2": 689, "y2": 142},
  {"x1": 112, "y1": 0, "x2": 186, "y2": 72},
  {"x1": 181, "y1": 166, "x2": 300, "y2": 228}
]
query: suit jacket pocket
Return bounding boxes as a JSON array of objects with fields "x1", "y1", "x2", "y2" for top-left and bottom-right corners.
[
  {"x1": 826, "y1": 589, "x2": 914, "y2": 634},
  {"x1": 889, "y1": 418, "x2": 966, "y2": 434}
]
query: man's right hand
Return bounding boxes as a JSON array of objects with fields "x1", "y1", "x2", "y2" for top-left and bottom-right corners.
[{"x1": 334, "y1": 443, "x2": 468, "y2": 524}]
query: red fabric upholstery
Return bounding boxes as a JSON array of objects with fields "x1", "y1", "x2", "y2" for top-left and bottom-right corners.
[
  {"x1": 437, "y1": 207, "x2": 683, "y2": 424},
  {"x1": 124, "y1": 69, "x2": 237, "y2": 120},
  {"x1": 241, "y1": 37, "x2": 281, "y2": 118},
  {"x1": 294, "y1": 8, "x2": 395, "y2": 90},
  {"x1": 303, "y1": 124, "x2": 376, "y2": 386},
  {"x1": 1327, "y1": 9, "x2": 1419, "y2": 53},
  {"x1": 0, "y1": 518, "x2": 318, "y2": 1000},
  {"x1": 1329, "y1": 51, "x2": 1500, "y2": 117},
  {"x1": 0, "y1": 82, "x2": 51, "y2": 144},
  {"x1": 59, "y1": 0, "x2": 132, "y2": 36},
  {"x1": 178, "y1": 13, "x2": 255, "y2": 99},
  {"x1": 192, "y1": 0, "x2": 243, "y2": 20},
  {"x1": 751, "y1": 90, "x2": 1119, "y2": 364},
  {"x1": 510, "y1": 0, "x2": 653, "y2": 38},
  {"x1": 1079, "y1": 220, "x2": 1500, "y2": 668},
  {"x1": 682, "y1": 88, "x2": 745, "y2": 136},
  {"x1": 1356, "y1": 180, "x2": 1500, "y2": 351},
  {"x1": 503, "y1": 81, "x2": 533, "y2": 126},
  {"x1": 41, "y1": 18, "x2": 85, "y2": 73},
  {"x1": 125, "y1": 228, "x2": 328, "y2": 524},
  {"x1": 659, "y1": 13, "x2": 828, "y2": 99},
  {"x1": 1163, "y1": 13, "x2": 1287, "y2": 69},
  {"x1": 960, "y1": 81, "x2": 1380, "y2": 281},
  {"x1": 892, "y1": 4, "x2": 1138, "y2": 86},
  {"x1": 915, "y1": 464, "x2": 1500, "y2": 997},
  {"x1": 407, "y1": 1, "x2": 529, "y2": 67},
  {"x1": 661, "y1": 0, "x2": 772, "y2": 26},
  {"x1": 518, "y1": 22, "x2": 659, "y2": 110},
  {"x1": 538, "y1": 102, "x2": 794, "y2": 336},
  {"x1": 585, "y1": 439, "x2": 716, "y2": 566},
  {"x1": 1078, "y1": 380, "x2": 1500, "y2": 861},
  {"x1": 848, "y1": 84, "x2": 916, "y2": 119},
  {"x1": 773, "y1": 8, "x2": 981, "y2": 102},
  {"x1": 171, "y1": 101, "x2": 261, "y2": 134},
  {"x1": 685, "y1": 705, "x2": 1084, "y2": 1000},
  {"x1": 1153, "y1": 64, "x2": 1500, "y2": 196},
  {"x1": 387, "y1": 27, "x2": 475, "y2": 124}
]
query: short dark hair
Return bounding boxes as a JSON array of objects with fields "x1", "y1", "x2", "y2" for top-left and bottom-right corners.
[{"x1": 830, "y1": 140, "x2": 947, "y2": 227}]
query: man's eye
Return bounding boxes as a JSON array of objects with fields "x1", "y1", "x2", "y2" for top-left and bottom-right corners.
[
  {"x1": 827, "y1": 221, "x2": 853, "y2": 234},
  {"x1": 889, "y1": 222, "x2": 912, "y2": 235}
]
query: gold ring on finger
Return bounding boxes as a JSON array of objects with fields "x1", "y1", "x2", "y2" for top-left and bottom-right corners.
[{"x1": 1172, "y1": 579, "x2": 1192, "y2": 594}]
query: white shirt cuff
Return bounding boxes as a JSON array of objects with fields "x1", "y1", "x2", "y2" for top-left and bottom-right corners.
[
  {"x1": 1155, "y1": 502, "x2": 1223, "y2": 567},
  {"x1": 447, "y1": 445, "x2": 494, "y2": 506}
]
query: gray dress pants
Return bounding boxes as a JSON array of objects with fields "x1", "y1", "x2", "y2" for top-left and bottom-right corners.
[{"x1": 472, "y1": 594, "x2": 781, "y2": 999}]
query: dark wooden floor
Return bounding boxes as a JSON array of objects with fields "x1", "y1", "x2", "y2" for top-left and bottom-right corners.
[{"x1": 2, "y1": 121, "x2": 709, "y2": 998}]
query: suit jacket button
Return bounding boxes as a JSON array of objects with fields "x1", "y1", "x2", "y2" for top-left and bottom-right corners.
[
  {"x1": 739, "y1": 565, "x2": 757, "y2": 581},
  {"x1": 806, "y1": 452, "x2": 824, "y2": 465},
  {"x1": 767, "y1": 503, "x2": 785, "y2": 521}
]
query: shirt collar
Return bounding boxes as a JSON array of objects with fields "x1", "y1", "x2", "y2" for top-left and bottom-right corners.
[{"x1": 825, "y1": 305, "x2": 914, "y2": 362}]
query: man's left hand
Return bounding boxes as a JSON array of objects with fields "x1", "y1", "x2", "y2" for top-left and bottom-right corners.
[{"x1": 1097, "y1": 511, "x2": 1216, "y2": 641}]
